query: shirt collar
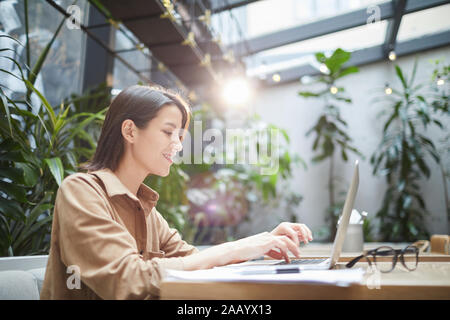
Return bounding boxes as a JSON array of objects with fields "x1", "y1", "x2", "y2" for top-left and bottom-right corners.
[{"x1": 89, "y1": 168, "x2": 159, "y2": 208}]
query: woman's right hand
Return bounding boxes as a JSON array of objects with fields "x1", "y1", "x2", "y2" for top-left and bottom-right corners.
[
  {"x1": 182, "y1": 231, "x2": 302, "y2": 271},
  {"x1": 226, "y1": 231, "x2": 301, "y2": 264}
]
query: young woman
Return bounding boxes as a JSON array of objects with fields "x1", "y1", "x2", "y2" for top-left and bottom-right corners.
[{"x1": 40, "y1": 85, "x2": 313, "y2": 300}]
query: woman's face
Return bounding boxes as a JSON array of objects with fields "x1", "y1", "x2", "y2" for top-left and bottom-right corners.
[{"x1": 128, "y1": 104, "x2": 184, "y2": 177}]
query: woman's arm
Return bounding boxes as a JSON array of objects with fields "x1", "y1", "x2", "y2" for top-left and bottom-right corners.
[
  {"x1": 182, "y1": 223, "x2": 313, "y2": 270},
  {"x1": 153, "y1": 207, "x2": 199, "y2": 257}
]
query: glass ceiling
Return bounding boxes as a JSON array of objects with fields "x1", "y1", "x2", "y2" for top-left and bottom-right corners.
[
  {"x1": 244, "y1": 19, "x2": 388, "y2": 78},
  {"x1": 397, "y1": 4, "x2": 450, "y2": 42},
  {"x1": 211, "y1": 0, "x2": 389, "y2": 46},
  {"x1": 211, "y1": 0, "x2": 450, "y2": 80}
]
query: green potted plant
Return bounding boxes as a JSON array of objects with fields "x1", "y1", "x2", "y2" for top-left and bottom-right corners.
[
  {"x1": 298, "y1": 48, "x2": 362, "y2": 241},
  {"x1": 429, "y1": 59, "x2": 449, "y2": 226},
  {"x1": 370, "y1": 60, "x2": 445, "y2": 242},
  {"x1": 0, "y1": 33, "x2": 107, "y2": 256}
]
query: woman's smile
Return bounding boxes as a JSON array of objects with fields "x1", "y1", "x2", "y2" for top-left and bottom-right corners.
[{"x1": 163, "y1": 152, "x2": 174, "y2": 164}]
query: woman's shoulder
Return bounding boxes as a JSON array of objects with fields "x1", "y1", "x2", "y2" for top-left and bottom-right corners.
[{"x1": 59, "y1": 171, "x2": 105, "y2": 195}]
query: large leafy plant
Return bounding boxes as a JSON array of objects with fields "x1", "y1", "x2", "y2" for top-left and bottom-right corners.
[
  {"x1": 429, "y1": 60, "x2": 449, "y2": 225},
  {"x1": 298, "y1": 48, "x2": 362, "y2": 240},
  {"x1": 0, "y1": 32, "x2": 106, "y2": 256},
  {"x1": 370, "y1": 61, "x2": 445, "y2": 242}
]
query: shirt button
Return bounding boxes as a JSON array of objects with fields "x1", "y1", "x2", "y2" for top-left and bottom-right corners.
[{"x1": 139, "y1": 250, "x2": 143, "y2": 255}]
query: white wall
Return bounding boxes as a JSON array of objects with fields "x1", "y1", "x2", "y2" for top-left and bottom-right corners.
[{"x1": 236, "y1": 46, "x2": 450, "y2": 240}]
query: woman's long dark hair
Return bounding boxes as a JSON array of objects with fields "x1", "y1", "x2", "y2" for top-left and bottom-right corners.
[{"x1": 82, "y1": 85, "x2": 191, "y2": 172}]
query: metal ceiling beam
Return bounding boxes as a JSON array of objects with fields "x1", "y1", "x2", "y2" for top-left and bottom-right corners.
[
  {"x1": 209, "y1": 0, "x2": 262, "y2": 14},
  {"x1": 383, "y1": 0, "x2": 407, "y2": 58},
  {"x1": 229, "y1": 0, "x2": 449, "y2": 57},
  {"x1": 261, "y1": 30, "x2": 450, "y2": 86},
  {"x1": 96, "y1": 0, "x2": 228, "y2": 93}
]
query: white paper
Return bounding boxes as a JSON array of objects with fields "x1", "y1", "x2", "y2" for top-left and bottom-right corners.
[{"x1": 164, "y1": 267, "x2": 365, "y2": 287}]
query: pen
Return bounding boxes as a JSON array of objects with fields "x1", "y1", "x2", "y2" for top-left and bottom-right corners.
[{"x1": 240, "y1": 267, "x2": 301, "y2": 275}]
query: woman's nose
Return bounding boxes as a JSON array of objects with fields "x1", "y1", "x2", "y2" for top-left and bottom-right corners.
[
  {"x1": 171, "y1": 136, "x2": 183, "y2": 152},
  {"x1": 173, "y1": 141, "x2": 183, "y2": 152}
]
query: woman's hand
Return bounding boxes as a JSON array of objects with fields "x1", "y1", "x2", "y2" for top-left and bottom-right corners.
[
  {"x1": 227, "y1": 231, "x2": 303, "y2": 264},
  {"x1": 182, "y1": 222, "x2": 313, "y2": 270},
  {"x1": 270, "y1": 222, "x2": 313, "y2": 245}
]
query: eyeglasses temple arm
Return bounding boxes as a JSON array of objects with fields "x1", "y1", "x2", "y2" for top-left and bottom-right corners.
[{"x1": 346, "y1": 254, "x2": 364, "y2": 268}]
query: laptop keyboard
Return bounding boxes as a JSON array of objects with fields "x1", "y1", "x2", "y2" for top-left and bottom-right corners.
[{"x1": 276, "y1": 258, "x2": 327, "y2": 265}]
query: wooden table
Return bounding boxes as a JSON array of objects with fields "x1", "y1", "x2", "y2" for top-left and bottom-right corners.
[{"x1": 160, "y1": 243, "x2": 450, "y2": 300}]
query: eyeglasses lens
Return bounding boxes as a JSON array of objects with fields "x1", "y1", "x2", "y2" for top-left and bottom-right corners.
[
  {"x1": 402, "y1": 245, "x2": 418, "y2": 271},
  {"x1": 374, "y1": 246, "x2": 396, "y2": 273}
]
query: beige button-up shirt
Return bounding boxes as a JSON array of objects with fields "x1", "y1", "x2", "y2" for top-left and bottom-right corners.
[{"x1": 40, "y1": 169, "x2": 198, "y2": 300}]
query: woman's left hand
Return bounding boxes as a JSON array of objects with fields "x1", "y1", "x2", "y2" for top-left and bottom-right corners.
[{"x1": 270, "y1": 222, "x2": 313, "y2": 247}]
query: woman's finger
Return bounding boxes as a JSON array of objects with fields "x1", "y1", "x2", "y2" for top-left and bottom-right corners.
[
  {"x1": 303, "y1": 224, "x2": 313, "y2": 241},
  {"x1": 272, "y1": 237, "x2": 291, "y2": 263},
  {"x1": 291, "y1": 223, "x2": 313, "y2": 243},
  {"x1": 279, "y1": 223, "x2": 300, "y2": 247},
  {"x1": 299, "y1": 225, "x2": 311, "y2": 244},
  {"x1": 277, "y1": 235, "x2": 301, "y2": 259}
]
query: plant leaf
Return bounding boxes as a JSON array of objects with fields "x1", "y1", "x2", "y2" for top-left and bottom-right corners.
[
  {"x1": 44, "y1": 157, "x2": 64, "y2": 186},
  {"x1": 395, "y1": 65, "x2": 407, "y2": 89},
  {"x1": 337, "y1": 66, "x2": 359, "y2": 79}
]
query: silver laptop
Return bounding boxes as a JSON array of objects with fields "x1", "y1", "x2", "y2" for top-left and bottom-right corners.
[{"x1": 231, "y1": 160, "x2": 359, "y2": 274}]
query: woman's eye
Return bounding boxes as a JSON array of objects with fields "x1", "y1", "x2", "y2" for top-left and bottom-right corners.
[{"x1": 163, "y1": 131, "x2": 172, "y2": 136}]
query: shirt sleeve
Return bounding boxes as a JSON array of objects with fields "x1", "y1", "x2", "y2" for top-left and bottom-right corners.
[
  {"x1": 153, "y1": 207, "x2": 199, "y2": 258},
  {"x1": 56, "y1": 174, "x2": 187, "y2": 299}
]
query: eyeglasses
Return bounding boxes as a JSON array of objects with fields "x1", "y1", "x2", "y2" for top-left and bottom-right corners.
[{"x1": 346, "y1": 245, "x2": 419, "y2": 273}]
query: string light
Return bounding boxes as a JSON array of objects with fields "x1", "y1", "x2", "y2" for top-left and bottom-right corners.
[
  {"x1": 385, "y1": 83, "x2": 392, "y2": 95},
  {"x1": 437, "y1": 75, "x2": 445, "y2": 86},
  {"x1": 181, "y1": 31, "x2": 196, "y2": 47},
  {"x1": 111, "y1": 88, "x2": 121, "y2": 96},
  {"x1": 212, "y1": 35, "x2": 222, "y2": 45},
  {"x1": 157, "y1": 62, "x2": 167, "y2": 72},
  {"x1": 160, "y1": 1, "x2": 176, "y2": 22},
  {"x1": 188, "y1": 91, "x2": 198, "y2": 102},
  {"x1": 198, "y1": 9, "x2": 211, "y2": 26},
  {"x1": 330, "y1": 85, "x2": 338, "y2": 94},
  {"x1": 135, "y1": 43, "x2": 144, "y2": 51},
  {"x1": 200, "y1": 53, "x2": 211, "y2": 67},
  {"x1": 223, "y1": 50, "x2": 235, "y2": 64},
  {"x1": 388, "y1": 51, "x2": 396, "y2": 61},
  {"x1": 319, "y1": 63, "x2": 329, "y2": 74},
  {"x1": 272, "y1": 73, "x2": 281, "y2": 82}
]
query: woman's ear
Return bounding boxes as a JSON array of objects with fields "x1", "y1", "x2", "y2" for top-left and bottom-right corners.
[{"x1": 121, "y1": 119, "x2": 136, "y2": 143}]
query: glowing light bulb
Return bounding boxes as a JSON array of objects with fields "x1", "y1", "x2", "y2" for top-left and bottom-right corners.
[
  {"x1": 222, "y1": 77, "x2": 252, "y2": 106},
  {"x1": 388, "y1": 51, "x2": 396, "y2": 61},
  {"x1": 385, "y1": 83, "x2": 392, "y2": 95},
  {"x1": 330, "y1": 86, "x2": 338, "y2": 94},
  {"x1": 272, "y1": 73, "x2": 281, "y2": 82},
  {"x1": 319, "y1": 63, "x2": 329, "y2": 74},
  {"x1": 437, "y1": 76, "x2": 445, "y2": 86}
]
